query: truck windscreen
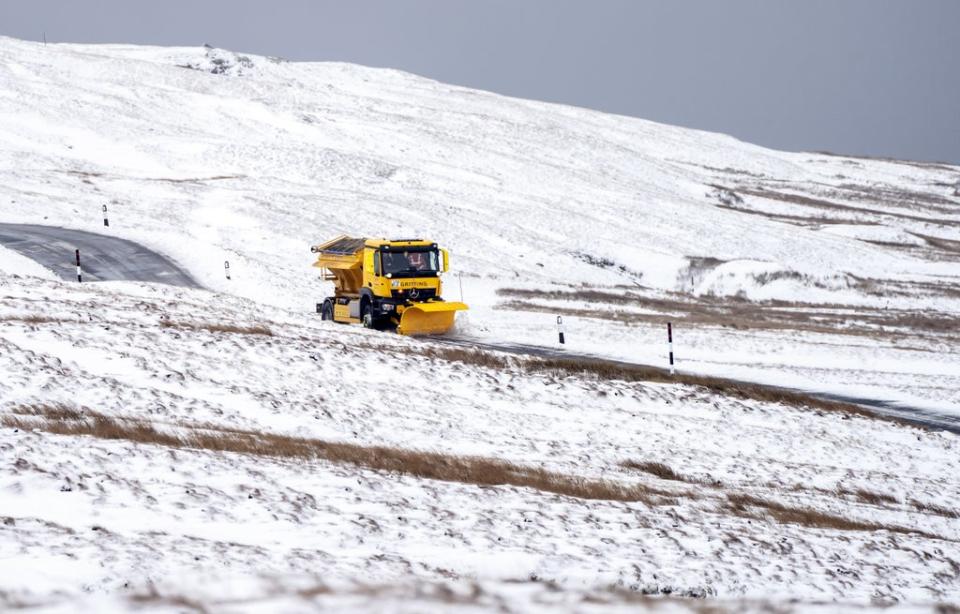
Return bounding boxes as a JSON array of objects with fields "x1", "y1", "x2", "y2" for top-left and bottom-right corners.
[{"x1": 380, "y1": 249, "x2": 440, "y2": 276}]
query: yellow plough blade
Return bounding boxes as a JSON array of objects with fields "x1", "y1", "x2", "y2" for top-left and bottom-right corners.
[{"x1": 397, "y1": 302, "x2": 468, "y2": 336}]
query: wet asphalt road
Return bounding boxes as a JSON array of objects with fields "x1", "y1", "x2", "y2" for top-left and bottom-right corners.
[
  {"x1": 3, "y1": 223, "x2": 955, "y2": 434},
  {"x1": 0, "y1": 223, "x2": 200, "y2": 288}
]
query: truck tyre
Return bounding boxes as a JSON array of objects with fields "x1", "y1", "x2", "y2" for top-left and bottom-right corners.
[
  {"x1": 362, "y1": 301, "x2": 387, "y2": 330},
  {"x1": 320, "y1": 299, "x2": 334, "y2": 321},
  {"x1": 361, "y1": 301, "x2": 375, "y2": 329}
]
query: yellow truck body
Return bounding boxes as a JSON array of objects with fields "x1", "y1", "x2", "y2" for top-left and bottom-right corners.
[{"x1": 311, "y1": 236, "x2": 468, "y2": 336}]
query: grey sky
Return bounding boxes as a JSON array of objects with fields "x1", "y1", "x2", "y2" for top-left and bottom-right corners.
[{"x1": 2, "y1": 0, "x2": 958, "y2": 164}]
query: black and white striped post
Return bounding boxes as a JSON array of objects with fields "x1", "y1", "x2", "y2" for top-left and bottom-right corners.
[
  {"x1": 557, "y1": 315, "x2": 565, "y2": 345},
  {"x1": 75, "y1": 249, "x2": 82, "y2": 283},
  {"x1": 667, "y1": 321, "x2": 675, "y2": 375},
  {"x1": 102, "y1": 204, "x2": 109, "y2": 227},
  {"x1": 224, "y1": 260, "x2": 231, "y2": 280}
]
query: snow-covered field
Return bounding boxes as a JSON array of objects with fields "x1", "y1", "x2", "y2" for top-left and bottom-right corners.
[
  {"x1": 1, "y1": 36, "x2": 959, "y2": 610},
  {"x1": 2, "y1": 277, "x2": 958, "y2": 611}
]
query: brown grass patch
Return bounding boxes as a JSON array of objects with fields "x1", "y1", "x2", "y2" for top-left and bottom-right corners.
[
  {"x1": 723, "y1": 493, "x2": 939, "y2": 539},
  {"x1": 6, "y1": 405, "x2": 946, "y2": 539},
  {"x1": 128, "y1": 586, "x2": 207, "y2": 611},
  {"x1": 498, "y1": 287, "x2": 642, "y2": 306},
  {"x1": 2, "y1": 405, "x2": 675, "y2": 505},
  {"x1": 714, "y1": 203, "x2": 869, "y2": 226},
  {"x1": 497, "y1": 288, "x2": 960, "y2": 340},
  {"x1": 737, "y1": 187, "x2": 869, "y2": 214},
  {"x1": 621, "y1": 461, "x2": 686, "y2": 482},
  {"x1": 836, "y1": 487, "x2": 900, "y2": 506},
  {"x1": 412, "y1": 342, "x2": 898, "y2": 424},
  {"x1": 833, "y1": 183, "x2": 960, "y2": 212},
  {"x1": 812, "y1": 149, "x2": 959, "y2": 172},
  {"x1": 418, "y1": 346, "x2": 512, "y2": 371},
  {"x1": 148, "y1": 174, "x2": 245, "y2": 184},
  {"x1": 910, "y1": 499, "x2": 960, "y2": 519},
  {"x1": 735, "y1": 186, "x2": 958, "y2": 226},
  {"x1": 13, "y1": 403, "x2": 86, "y2": 421},
  {"x1": 526, "y1": 356, "x2": 885, "y2": 421},
  {"x1": 160, "y1": 319, "x2": 273, "y2": 336},
  {"x1": 912, "y1": 232, "x2": 960, "y2": 255},
  {"x1": 0, "y1": 315, "x2": 64, "y2": 325},
  {"x1": 881, "y1": 312, "x2": 960, "y2": 332},
  {"x1": 499, "y1": 300, "x2": 656, "y2": 326}
]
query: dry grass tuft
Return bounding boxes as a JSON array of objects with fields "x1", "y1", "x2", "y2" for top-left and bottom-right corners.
[
  {"x1": 2, "y1": 405, "x2": 675, "y2": 505},
  {"x1": 910, "y1": 499, "x2": 959, "y2": 519},
  {"x1": 497, "y1": 287, "x2": 960, "y2": 338},
  {"x1": 12, "y1": 403, "x2": 86, "y2": 421},
  {"x1": 723, "y1": 493, "x2": 938, "y2": 538},
  {"x1": 621, "y1": 460, "x2": 686, "y2": 482},
  {"x1": 409, "y1": 343, "x2": 894, "y2": 424},
  {"x1": 0, "y1": 314, "x2": 64, "y2": 324},
  {"x1": 160, "y1": 319, "x2": 273, "y2": 336},
  {"x1": 498, "y1": 287, "x2": 640, "y2": 306},
  {"x1": 128, "y1": 586, "x2": 207, "y2": 611},
  {"x1": 836, "y1": 487, "x2": 900, "y2": 506},
  {"x1": 418, "y1": 346, "x2": 512, "y2": 370},
  {"x1": 7, "y1": 405, "x2": 946, "y2": 538},
  {"x1": 523, "y1": 356, "x2": 883, "y2": 422}
]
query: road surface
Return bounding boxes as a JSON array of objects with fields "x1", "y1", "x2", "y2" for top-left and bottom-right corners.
[{"x1": 0, "y1": 223, "x2": 200, "y2": 288}]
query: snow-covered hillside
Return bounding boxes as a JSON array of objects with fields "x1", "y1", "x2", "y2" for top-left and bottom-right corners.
[
  {"x1": 1, "y1": 36, "x2": 957, "y2": 305},
  {"x1": 1, "y1": 37, "x2": 960, "y2": 611}
]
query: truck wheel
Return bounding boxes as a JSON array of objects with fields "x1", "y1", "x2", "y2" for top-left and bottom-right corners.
[
  {"x1": 362, "y1": 302, "x2": 387, "y2": 330},
  {"x1": 320, "y1": 299, "x2": 334, "y2": 321},
  {"x1": 361, "y1": 302, "x2": 375, "y2": 329}
]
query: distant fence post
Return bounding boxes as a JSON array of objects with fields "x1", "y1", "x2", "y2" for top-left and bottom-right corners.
[
  {"x1": 557, "y1": 315, "x2": 565, "y2": 345},
  {"x1": 667, "y1": 322, "x2": 675, "y2": 375},
  {"x1": 102, "y1": 204, "x2": 109, "y2": 227},
  {"x1": 75, "y1": 249, "x2": 82, "y2": 282},
  {"x1": 224, "y1": 261, "x2": 231, "y2": 280}
]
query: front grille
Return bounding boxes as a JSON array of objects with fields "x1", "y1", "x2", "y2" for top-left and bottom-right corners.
[{"x1": 392, "y1": 288, "x2": 437, "y2": 301}]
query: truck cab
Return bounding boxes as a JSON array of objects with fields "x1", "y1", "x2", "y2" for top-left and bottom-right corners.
[{"x1": 311, "y1": 236, "x2": 467, "y2": 336}]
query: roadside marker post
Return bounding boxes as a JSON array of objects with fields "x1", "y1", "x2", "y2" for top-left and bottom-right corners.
[
  {"x1": 557, "y1": 315, "x2": 565, "y2": 345},
  {"x1": 102, "y1": 204, "x2": 109, "y2": 227},
  {"x1": 224, "y1": 261, "x2": 231, "y2": 280},
  {"x1": 75, "y1": 249, "x2": 82, "y2": 283},
  {"x1": 667, "y1": 322, "x2": 675, "y2": 375},
  {"x1": 458, "y1": 272, "x2": 464, "y2": 303}
]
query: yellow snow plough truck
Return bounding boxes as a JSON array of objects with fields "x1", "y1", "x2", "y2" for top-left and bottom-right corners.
[{"x1": 311, "y1": 236, "x2": 468, "y2": 336}]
